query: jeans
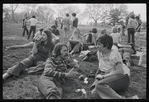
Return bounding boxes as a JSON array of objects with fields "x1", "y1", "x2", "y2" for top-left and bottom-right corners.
[
  {"x1": 68, "y1": 41, "x2": 82, "y2": 53},
  {"x1": 22, "y1": 25, "x2": 29, "y2": 36},
  {"x1": 7, "y1": 54, "x2": 46, "y2": 76},
  {"x1": 90, "y1": 74, "x2": 130, "y2": 99},
  {"x1": 28, "y1": 26, "x2": 36, "y2": 39},
  {"x1": 127, "y1": 28, "x2": 135, "y2": 45},
  {"x1": 37, "y1": 75, "x2": 63, "y2": 99}
]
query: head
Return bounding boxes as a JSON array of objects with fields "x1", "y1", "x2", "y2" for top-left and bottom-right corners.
[
  {"x1": 66, "y1": 13, "x2": 69, "y2": 17},
  {"x1": 72, "y1": 13, "x2": 76, "y2": 17},
  {"x1": 73, "y1": 28, "x2": 81, "y2": 36},
  {"x1": 135, "y1": 16, "x2": 140, "y2": 20},
  {"x1": 96, "y1": 34, "x2": 113, "y2": 52},
  {"x1": 117, "y1": 27, "x2": 121, "y2": 33},
  {"x1": 32, "y1": 15, "x2": 36, "y2": 18},
  {"x1": 101, "y1": 29, "x2": 106, "y2": 34},
  {"x1": 33, "y1": 28, "x2": 44, "y2": 42},
  {"x1": 130, "y1": 14, "x2": 135, "y2": 19},
  {"x1": 112, "y1": 27, "x2": 118, "y2": 33},
  {"x1": 92, "y1": 28, "x2": 97, "y2": 34},
  {"x1": 51, "y1": 25, "x2": 57, "y2": 30},
  {"x1": 53, "y1": 43, "x2": 68, "y2": 58}
]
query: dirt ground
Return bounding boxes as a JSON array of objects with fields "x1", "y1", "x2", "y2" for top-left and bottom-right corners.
[{"x1": 3, "y1": 22, "x2": 146, "y2": 99}]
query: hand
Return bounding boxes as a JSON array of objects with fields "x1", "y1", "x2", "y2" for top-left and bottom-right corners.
[
  {"x1": 65, "y1": 68, "x2": 78, "y2": 78},
  {"x1": 95, "y1": 74, "x2": 104, "y2": 80}
]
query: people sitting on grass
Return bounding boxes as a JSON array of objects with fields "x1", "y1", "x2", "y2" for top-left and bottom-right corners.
[
  {"x1": 67, "y1": 28, "x2": 84, "y2": 55},
  {"x1": 51, "y1": 25, "x2": 60, "y2": 38},
  {"x1": 90, "y1": 34, "x2": 139, "y2": 99},
  {"x1": 37, "y1": 43, "x2": 79, "y2": 99},
  {"x1": 5, "y1": 28, "x2": 59, "y2": 50},
  {"x1": 3, "y1": 28, "x2": 55, "y2": 81},
  {"x1": 84, "y1": 28, "x2": 98, "y2": 46}
]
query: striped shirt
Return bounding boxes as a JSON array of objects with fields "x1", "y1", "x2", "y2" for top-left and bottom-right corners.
[{"x1": 43, "y1": 56, "x2": 77, "y2": 81}]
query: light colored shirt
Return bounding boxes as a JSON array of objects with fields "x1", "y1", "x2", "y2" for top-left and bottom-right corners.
[
  {"x1": 28, "y1": 18, "x2": 38, "y2": 26},
  {"x1": 62, "y1": 17, "x2": 70, "y2": 28},
  {"x1": 110, "y1": 33, "x2": 121, "y2": 44},
  {"x1": 127, "y1": 18, "x2": 138, "y2": 29},
  {"x1": 97, "y1": 49, "x2": 130, "y2": 76}
]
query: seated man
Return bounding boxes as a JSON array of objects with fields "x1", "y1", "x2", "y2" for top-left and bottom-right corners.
[
  {"x1": 67, "y1": 28, "x2": 84, "y2": 55},
  {"x1": 37, "y1": 43, "x2": 79, "y2": 99}
]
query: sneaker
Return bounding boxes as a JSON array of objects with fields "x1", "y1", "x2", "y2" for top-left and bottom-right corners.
[{"x1": 127, "y1": 95, "x2": 139, "y2": 99}]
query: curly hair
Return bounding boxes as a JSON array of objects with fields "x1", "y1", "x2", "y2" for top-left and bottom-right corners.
[{"x1": 53, "y1": 43, "x2": 68, "y2": 57}]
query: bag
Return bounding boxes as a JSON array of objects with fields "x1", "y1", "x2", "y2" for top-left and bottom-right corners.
[{"x1": 83, "y1": 51, "x2": 98, "y2": 62}]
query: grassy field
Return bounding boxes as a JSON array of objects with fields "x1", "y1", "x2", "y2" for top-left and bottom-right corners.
[{"x1": 3, "y1": 22, "x2": 146, "y2": 99}]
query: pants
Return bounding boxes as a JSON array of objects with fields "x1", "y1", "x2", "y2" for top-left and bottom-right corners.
[
  {"x1": 37, "y1": 75, "x2": 63, "y2": 99},
  {"x1": 22, "y1": 25, "x2": 29, "y2": 36},
  {"x1": 127, "y1": 28, "x2": 135, "y2": 45},
  {"x1": 28, "y1": 26, "x2": 36, "y2": 40},
  {"x1": 118, "y1": 47, "x2": 134, "y2": 61},
  {"x1": 90, "y1": 74, "x2": 130, "y2": 99},
  {"x1": 7, "y1": 54, "x2": 46, "y2": 76}
]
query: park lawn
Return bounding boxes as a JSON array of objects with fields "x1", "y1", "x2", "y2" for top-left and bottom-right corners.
[{"x1": 3, "y1": 22, "x2": 146, "y2": 99}]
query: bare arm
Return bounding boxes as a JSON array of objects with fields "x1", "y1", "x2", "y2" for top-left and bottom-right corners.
[{"x1": 32, "y1": 42, "x2": 38, "y2": 55}]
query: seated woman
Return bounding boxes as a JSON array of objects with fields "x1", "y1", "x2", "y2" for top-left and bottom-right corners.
[
  {"x1": 5, "y1": 28, "x2": 59, "y2": 50},
  {"x1": 90, "y1": 34, "x2": 139, "y2": 99},
  {"x1": 67, "y1": 28, "x2": 84, "y2": 55},
  {"x1": 3, "y1": 28, "x2": 55, "y2": 81},
  {"x1": 83, "y1": 28, "x2": 98, "y2": 50}
]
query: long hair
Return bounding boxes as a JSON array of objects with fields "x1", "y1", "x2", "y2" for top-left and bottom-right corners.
[
  {"x1": 40, "y1": 29, "x2": 55, "y2": 55},
  {"x1": 73, "y1": 28, "x2": 82, "y2": 40},
  {"x1": 53, "y1": 43, "x2": 68, "y2": 58}
]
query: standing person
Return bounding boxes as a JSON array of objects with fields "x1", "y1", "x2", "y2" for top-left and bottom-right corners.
[
  {"x1": 62, "y1": 13, "x2": 71, "y2": 42},
  {"x1": 127, "y1": 14, "x2": 138, "y2": 46},
  {"x1": 22, "y1": 17, "x2": 29, "y2": 37},
  {"x1": 27, "y1": 15, "x2": 38, "y2": 40},
  {"x1": 60, "y1": 17, "x2": 63, "y2": 29},
  {"x1": 37, "y1": 43, "x2": 79, "y2": 99},
  {"x1": 55, "y1": 18, "x2": 59, "y2": 28},
  {"x1": 71, "y1": 13, "x2": 78, "y2": 30},
  {"x1": 3, "y1": 28, "x2": 55, "y2": 81},
  {"x1": 90, "y1": 34, "x2": 139, "y2": 99}
]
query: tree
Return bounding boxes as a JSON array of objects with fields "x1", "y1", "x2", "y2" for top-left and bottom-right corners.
[
  {"x1": 109, "y1": 4, "x2": 128, "y2": 26},
  {"x1": 36, "y1": 5, "x2": 54, "y2": 23},
  {"x1": 83, "y1": 4, "x2": 114, "y2": 26},
  {"x1": 9, "y1": 4, "x2": 18, "y2": 22}
]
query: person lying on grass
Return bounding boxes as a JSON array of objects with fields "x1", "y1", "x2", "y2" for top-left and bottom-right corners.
[
  {"x1": 90, "y1": 34, "x2": 139, "y2": 99},
  {"x1": 67, "y1": 28, "x2": 84, "y2": 55},
  {"x1": 5, "y1": 28, "x2": 59, "y2": 51},
  {"x1": 37, "y1": 43, "x2": 79, "y2": 99},
  {"x1": 3, "y1": 28, "x2": 55, "y2": 81}
]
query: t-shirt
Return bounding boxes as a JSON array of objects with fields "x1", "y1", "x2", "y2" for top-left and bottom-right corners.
[
  {"x1": 28, "y1": 18, "x2": 38, "y2": 26},
  {"x1": 97, "y1": 49, "x2": 130, "y2": 76},
  {"x1": 127, "y1": 18, "x2": 138, "y2": 29},
  {"x1": 62, "y1": 17, "x2": 70, "y2": 28},
  {"x1": 110, "y1": 33, "x2": 121, "y2": 44}
]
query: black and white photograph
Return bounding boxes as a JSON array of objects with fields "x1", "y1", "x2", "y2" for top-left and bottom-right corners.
[{"x1": 3, "y1": 3, "x2": 146, "y2": 99}]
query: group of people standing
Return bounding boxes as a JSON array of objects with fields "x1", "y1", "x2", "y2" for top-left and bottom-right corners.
[{"x1": 3, "y1": 12, "x2": 142, "y2": 99}]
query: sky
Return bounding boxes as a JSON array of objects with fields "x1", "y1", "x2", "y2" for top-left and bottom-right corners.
[{"x1": 4, "y1": 3, "x2": 146, "y2": 22}]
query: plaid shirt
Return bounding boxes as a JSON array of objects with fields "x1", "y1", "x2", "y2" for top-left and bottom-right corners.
[{"x1": 43, "y1": 56, "x2": 77, "y2": 81}]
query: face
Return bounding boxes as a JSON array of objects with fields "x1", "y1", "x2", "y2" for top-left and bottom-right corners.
[
  {"x1": 60, "y1": 46, "x2": 68, "y2": 58},
  {"x1": 74, "y1": 29, "x2": 79, "y2": 36},
  {"x1": 41, "y1": 32, "x2": 47, "y2": 41},
  {"x1": 96, "y1": 41, "x2": 106, "y2": 53}
]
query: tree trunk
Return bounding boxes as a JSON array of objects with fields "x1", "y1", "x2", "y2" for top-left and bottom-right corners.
[
  {"x1": 94, "y1": 20, "x2": 97, "y2": 26},
  {"x1": 12, "y1": 11, "x2": 15, "y2": 22}
]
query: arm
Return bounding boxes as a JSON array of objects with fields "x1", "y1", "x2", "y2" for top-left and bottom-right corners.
[
  {"x1": 43, "y1": 58, "x2": 66, "y2": 79},
  {"x1": 31, "y1": 42, "x2": 38, "y2": 55},
  {"x1": 103, "y1": 62, "x2": 124, "y2": 78}
]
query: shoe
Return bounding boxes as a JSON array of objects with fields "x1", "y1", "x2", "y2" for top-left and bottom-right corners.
[
  {"x1": 128, "y1": 43, "x2": 136, "y2": 54},
  {"x1": 127, "y1": 95, "x2": 139, "y2": 99}
]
